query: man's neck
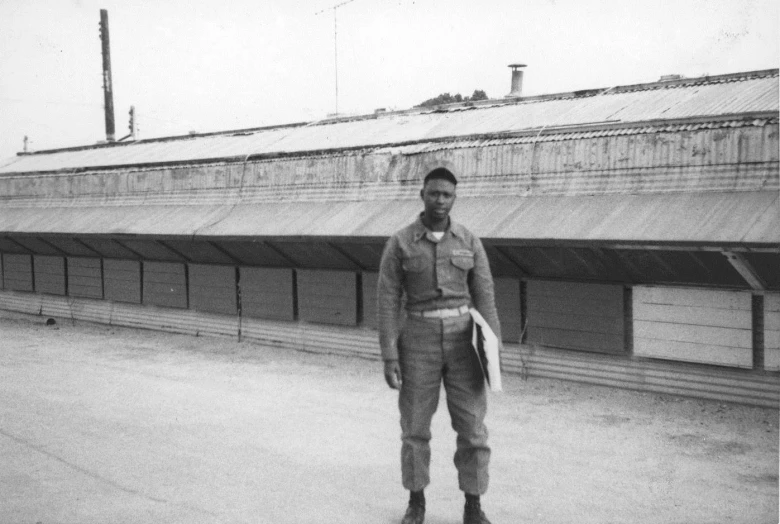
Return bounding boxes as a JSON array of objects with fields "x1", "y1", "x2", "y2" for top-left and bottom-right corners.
[{"x1": 421, "y1": 214, "x2": 449, "y2": 232}]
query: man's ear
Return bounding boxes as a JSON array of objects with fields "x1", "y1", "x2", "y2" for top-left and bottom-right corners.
[{"x1": 420, "y1": 188, "x2": 425, "y2": 200}]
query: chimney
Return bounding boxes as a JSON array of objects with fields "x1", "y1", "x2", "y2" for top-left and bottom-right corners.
[
  {"x1": 99, "y1": 9, "x2": 116, "y2": 142},
  {"x1": 507, "y1": 63, "x2": 526, "y2": 97}
]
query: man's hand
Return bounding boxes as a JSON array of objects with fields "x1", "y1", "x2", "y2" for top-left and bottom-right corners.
[{"x1": 384, "y1": 360, "x2": 402, "y2": 390}]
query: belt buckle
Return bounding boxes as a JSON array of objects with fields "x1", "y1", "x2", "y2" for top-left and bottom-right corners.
[{"x1": 413, "y1": 306, "x2": 468, "y2": 319}]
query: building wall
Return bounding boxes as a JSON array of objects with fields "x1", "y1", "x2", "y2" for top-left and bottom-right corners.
[
  {"x1": 526, "y1": 280, "x2": 625, "y2": 354},
  {"x1": 361, "y1": 272, "x2": 379, "y2": 329},
  {"x1": 188, "y1": 264, "x2": 236, "y2": 315},
  {"x1": 2, "y1": 125, "x2": 776, "y2": 203},
  {"x1": 143, "y1": 261, "x2": 187, "y2": 309},
  {"x1": 633, "y1": 286, "x2": 753, "y2": 368},
  {"x1": 495, "y1": 277, "x2": 522, "y2": 343},
  {"x1": 33, "y1": 255, "x2": 65, "y2": 296},
  {"x1": 67, "y1": 257, "x2": 102, "y2": 299},
  {"x1": 2, "y1": 254, "x2": 33, "y2": 292},
  {"x1": 0, "y1": 250, "x2": 777, "y2": 378},
  {"x1": 104, "y1": 259, "x2": 141, "y2": 303},
  {"x1": 765, "y1": 293, "x2": 780, "y2": 372},
  {"x1": 297, "y1": 269, "x2": 357, "y2": 326},
  {"x1": 240, "y1": 267, "x2": 295, "y2": 321}
]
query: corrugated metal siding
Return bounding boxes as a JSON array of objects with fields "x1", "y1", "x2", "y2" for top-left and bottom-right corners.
[
  {"x1": 103, "y1": 259, "x2": 141, "y2": 304},
  {"x1": 3, "y1": 125, "x2": 777, "y2": 203},
  {"x1": 526, "y1": 280, "x2": 625, "y2": 354},
  {"x1": 501, "y1": 344, "x2": 779, "y2": 408},
  {"x1": 2, "y1": 254, "x2": 33, "y2": 291},
  {"x1": 1, "y1": 289, "x2": 776, "y2": 408},
  {"x1": 361, "y1": 272, "x2": 378, "y2": 329},
  {"x1": 188, "y1": 264, "x2": 237, "y2": 315},
  {"x1": 765, "y1": 293, "x2": 780, "y2": 372},
  {"x1": 1, "y1": 72, "x2": 775, "y2": 175},
  {"x1": 239, "y1": 316, "x2": 378, "y2": 360},
  {"x1": 33, "y1": 255, "x2": 65, "y2": 296},
  {"x1": 494, "y1": 277, "x2": 522, "y2": 343},
  {"x1": 633, "y1": 287, "x2": 753, "y2": 368},
  {"x1": 67, "y1": 257, "x2": 102, "y2": 298},
  {"x1": 239, "y1": 267, "x2": 294, "y2": 321},
  {"x1": 143, "y1": 261, "x2": 187, "y2": 308},
  {"x1": 297, "y1": 269, "x2": 357, "y2": 326}
]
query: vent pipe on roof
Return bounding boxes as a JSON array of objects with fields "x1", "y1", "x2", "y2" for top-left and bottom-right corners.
[{"x1": 507, "y1": 64, "x2": 526, "y2": 98}]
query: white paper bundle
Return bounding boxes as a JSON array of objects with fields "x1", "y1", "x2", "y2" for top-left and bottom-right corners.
[{"x1": 469, "y1": 308, "x2": 502, "y2": 392}]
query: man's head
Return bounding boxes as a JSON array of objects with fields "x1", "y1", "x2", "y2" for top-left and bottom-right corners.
[
  {"x1": 423, "y1": 167, "x2": 457, "y2": 187},
  {"x1": 420, "y1": 167, "x2": 457, "y2": 226}
]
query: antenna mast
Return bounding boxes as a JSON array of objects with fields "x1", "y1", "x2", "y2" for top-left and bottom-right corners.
[{"x1": 315, "y1": 0, "x2": 359, "y2": 116}]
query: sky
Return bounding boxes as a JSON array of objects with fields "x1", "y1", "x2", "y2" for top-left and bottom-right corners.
[{"x1": 0, "y1": 0, "x2": 777, "y2": 161}]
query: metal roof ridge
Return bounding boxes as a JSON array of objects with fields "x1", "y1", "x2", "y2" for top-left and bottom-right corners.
[
  {"x1": 4, "y1": 112, "x2": 776, "y2": 177},
  {"x1": 14, "y1": 68, "x2": 778, "y2": 158},
  {"x1": 16, "y1": 120, "x2": 313, "y2": 157},
  {"x1": 610, "y1": 68, "x2": 780, "y2": 94}
]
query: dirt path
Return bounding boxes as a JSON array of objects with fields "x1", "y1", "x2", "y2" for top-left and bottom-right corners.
[{"x1": 0, "y1": 311, "x2": 777, "y2": 524}]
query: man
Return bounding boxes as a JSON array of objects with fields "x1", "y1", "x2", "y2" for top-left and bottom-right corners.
[{"x1": 377, "y1": 167, "x2": 502, "y2": 524}]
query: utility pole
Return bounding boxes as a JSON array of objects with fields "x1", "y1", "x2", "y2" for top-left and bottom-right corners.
[
  {"x1": 315, "y1": 0, "x2": 360, "y2": 116},
  {"x1": 99, "y1": 9, "x2": 116, "y2": 142}
]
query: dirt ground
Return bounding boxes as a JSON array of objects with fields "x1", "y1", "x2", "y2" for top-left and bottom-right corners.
[{"x1": 0, "y1": 310, "x2": 777, "y2": 524}]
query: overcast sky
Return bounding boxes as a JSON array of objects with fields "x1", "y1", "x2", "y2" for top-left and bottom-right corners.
[{"x1": 0, "y1": 0, "x2": 777, "y2": 161}]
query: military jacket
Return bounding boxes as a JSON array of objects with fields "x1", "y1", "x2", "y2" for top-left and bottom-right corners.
[{"x1": 376, "y1": 214, "x2": 502, "y2": 361}]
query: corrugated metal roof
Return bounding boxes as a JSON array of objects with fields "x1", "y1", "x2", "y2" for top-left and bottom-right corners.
[
  {"x1": 1, "y1": 192, "x2": 776, "y2": 245},
  {"x1": 1, "y1": 69, "x2": 777, "y2": 175},
  {"x1": 394, "y1": 118, "x2": 778, "y2": 154}
]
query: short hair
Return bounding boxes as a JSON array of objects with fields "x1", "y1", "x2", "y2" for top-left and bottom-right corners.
[{"x1": 423, "y1": 167, "x2": 457, "y2": 186}]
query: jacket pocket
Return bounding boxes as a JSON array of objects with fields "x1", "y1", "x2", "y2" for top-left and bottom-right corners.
[
  {"x1": 451, "y1": 256, "x2": 475, "y2": 271},
  {"x1": 402, "y1": 256, "x2": 426, "y2": 273}
]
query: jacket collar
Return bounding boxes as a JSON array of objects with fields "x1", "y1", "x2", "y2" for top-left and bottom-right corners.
[{"x1": 412, "y1": 213, "x2": 464, "y2": 242}]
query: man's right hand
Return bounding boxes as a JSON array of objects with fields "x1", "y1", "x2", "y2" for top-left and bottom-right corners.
[{"x1": 384, "y1": 360, "x2": 402, "y2": 390}]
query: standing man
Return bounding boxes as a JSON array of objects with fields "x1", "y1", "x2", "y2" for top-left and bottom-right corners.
[{"x1": 377, "y1": 167, "x2": 502, "y2": 524}]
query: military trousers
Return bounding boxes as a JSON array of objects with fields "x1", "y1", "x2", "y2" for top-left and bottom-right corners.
[{"x1": 398, "y1": 312, "x2": 490, "y2": 495}]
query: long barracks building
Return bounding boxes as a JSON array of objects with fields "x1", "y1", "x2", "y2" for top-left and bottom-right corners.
[{"x1": 1, "y1": 69, "x2": 778, "y2": 407}]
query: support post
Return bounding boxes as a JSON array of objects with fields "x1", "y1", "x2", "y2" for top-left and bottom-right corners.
[{"x1": 723, "y1": 251, "x2": 766, "y2": 290}]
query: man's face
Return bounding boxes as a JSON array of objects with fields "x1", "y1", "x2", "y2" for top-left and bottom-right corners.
[{"x1": 421, "y1": 178, "x2": 457, "y2": 221}]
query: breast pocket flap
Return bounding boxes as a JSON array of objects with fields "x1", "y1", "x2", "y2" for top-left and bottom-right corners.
[
  {"x1": 402, "y1": 256, "x2": 426, "y2": 272},
  {"x1": 451, "y1": 256, "x2": 475, "y2": 270}
]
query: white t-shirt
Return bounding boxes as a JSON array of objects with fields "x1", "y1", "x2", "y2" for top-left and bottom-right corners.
[{"x1": 431, "y1": 231, "x2": 445, "y2": 241}]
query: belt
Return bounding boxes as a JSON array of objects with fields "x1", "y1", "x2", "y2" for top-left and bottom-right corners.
[{"x1": 408, "y1": 305, "x2": 470, "y2": 319}]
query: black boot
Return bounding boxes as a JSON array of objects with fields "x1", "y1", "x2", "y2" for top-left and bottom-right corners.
[
  {"x1": 464, "y1": 494, "x2": 491, "y2": 524},
  {"x1": 401, "y1": 490, "x2": 425, "y2": 524}
]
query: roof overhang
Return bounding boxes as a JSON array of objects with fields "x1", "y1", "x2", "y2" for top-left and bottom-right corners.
[{"x1": 1, "y1": 191, "x2": 777, "y2": 248}]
